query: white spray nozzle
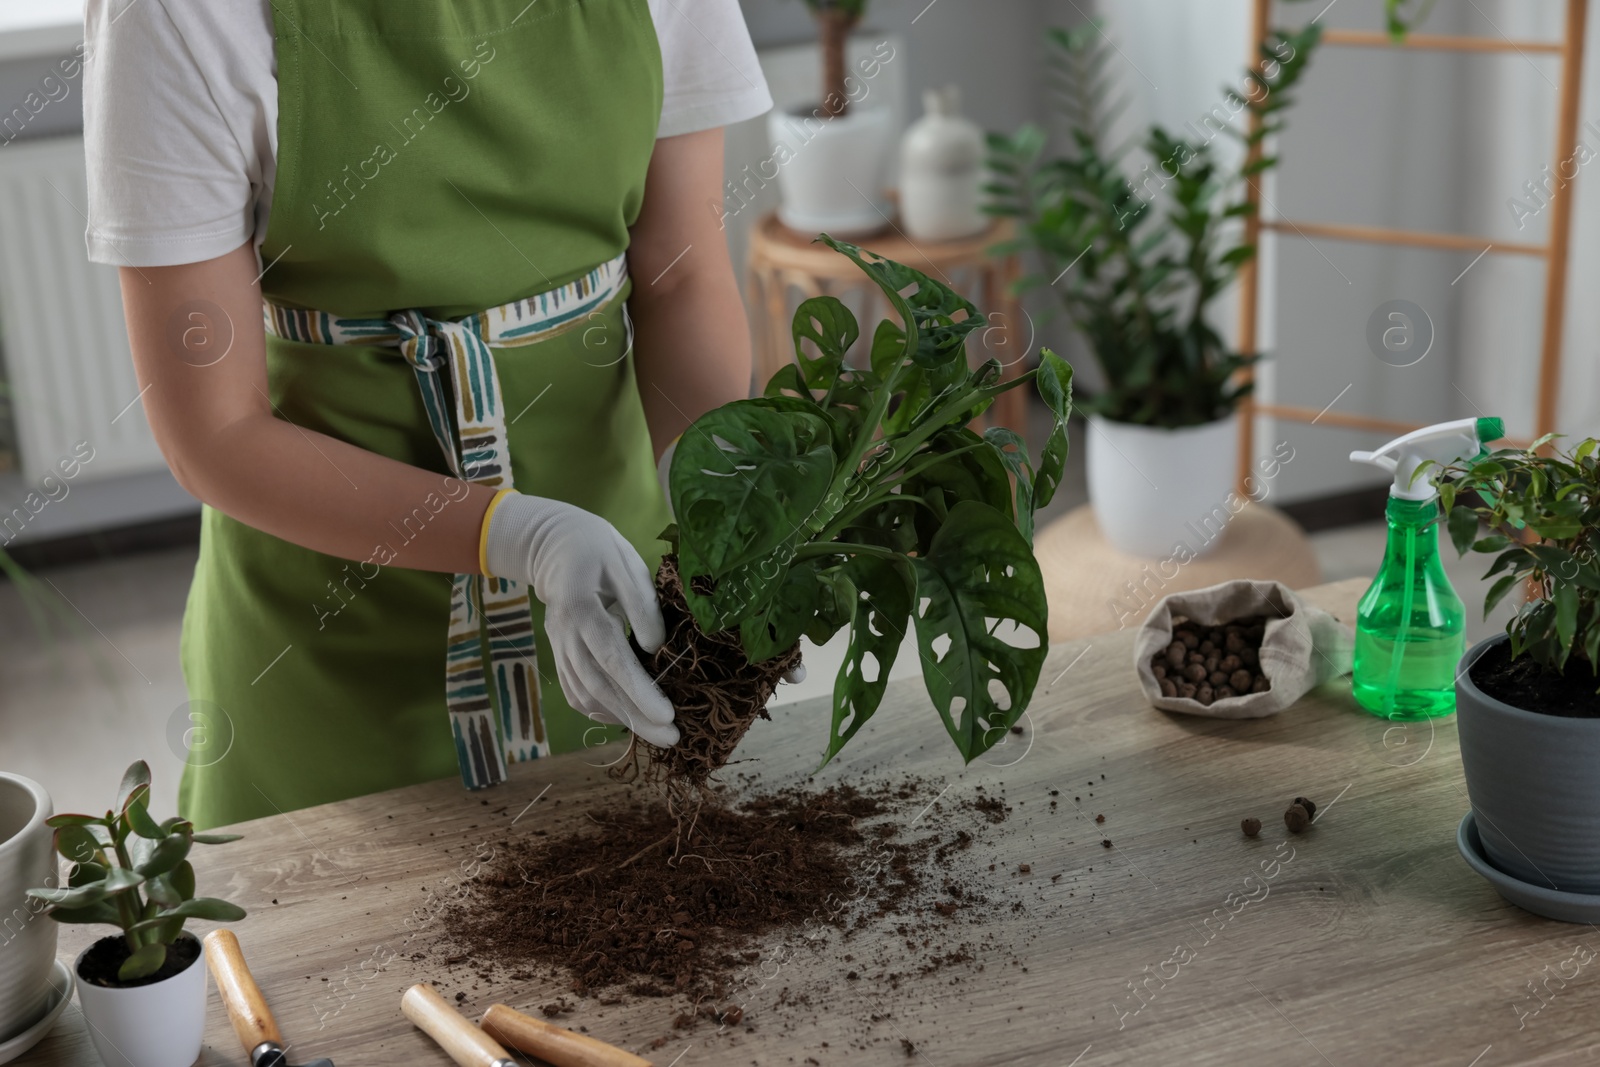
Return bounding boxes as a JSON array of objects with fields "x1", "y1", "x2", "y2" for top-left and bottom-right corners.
[{"x1": 1350, "y1": 416, "x2": 1504, "y2": 501}]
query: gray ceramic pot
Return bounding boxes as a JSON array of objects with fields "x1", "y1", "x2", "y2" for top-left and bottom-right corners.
[{"x1": 1457, "y1": 633, "x2": 1600, "y2": 893}]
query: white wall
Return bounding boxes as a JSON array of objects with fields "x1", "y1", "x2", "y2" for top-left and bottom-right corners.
[{"x1": 1457, "y1": 0, "x2": 1600, "y2": 442}]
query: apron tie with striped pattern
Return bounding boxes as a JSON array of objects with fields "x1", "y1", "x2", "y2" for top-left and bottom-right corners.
[{"x1": 262, "y1": 253, "x2": 630, "y2": 790}]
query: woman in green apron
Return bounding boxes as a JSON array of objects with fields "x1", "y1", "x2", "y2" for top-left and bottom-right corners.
[{"x1": 83, "y1": 0, "x2": 773, "y2": 828}]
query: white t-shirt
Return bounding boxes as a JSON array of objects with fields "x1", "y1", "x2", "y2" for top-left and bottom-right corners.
[{"x1": 82, "y1": 0, "x2": 771, "y2": 268}]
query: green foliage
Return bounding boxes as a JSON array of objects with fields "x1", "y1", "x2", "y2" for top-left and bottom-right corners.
[
  {"x1": 1386, "y1": 0, "x2": 1439, "y2": 41},
  {"x1": 800, "y1": 0, "x2": 868, "y2": 15},
  {"x1": 27, "y1": 760, "x2": 245, "y2": 982},
  {"x1": 985, "y1": 19, "x2": 1320, "y2": 427},
  {"x1": 666, "y1": 236, "x2": 1071, "y2": 765},
  {"x1": 1435, "y1": 437, "x2": 1600, "y2": 678}
]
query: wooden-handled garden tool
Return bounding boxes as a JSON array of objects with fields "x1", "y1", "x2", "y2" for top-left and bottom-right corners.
[
  {"x1": 402, "y1": 984, "x2": 517, "y2": 1067},
  {"x1": 203, "y1": 929, "x2": 334, "y2": 1067},
  {"x1": 481, "y1": 1003, "x2": 653, "y2": 1067}
]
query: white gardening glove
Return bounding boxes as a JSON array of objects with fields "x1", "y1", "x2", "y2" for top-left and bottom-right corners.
[{"x1": 484, "y1": 493, "x2": 679, "y2": 748}]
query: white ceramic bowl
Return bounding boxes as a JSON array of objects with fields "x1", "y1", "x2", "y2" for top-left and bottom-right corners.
[{"x1": 0, "y1": 773, "x2": 58, "y2": 1043}]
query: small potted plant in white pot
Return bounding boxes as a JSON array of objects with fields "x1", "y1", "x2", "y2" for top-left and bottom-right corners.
[
  {"x1": 1437, "y1": 436, "x2": 1600, "y2": 917},
  {"x1": 768, "y1": 0, "x2": 896, "y2": 237},
  {"x1": 987, "y1": 21, "x2": 1319, "y2": 559},
  {"x1": 27, "y1": 761, "x2": 245, "y2": 1067}
]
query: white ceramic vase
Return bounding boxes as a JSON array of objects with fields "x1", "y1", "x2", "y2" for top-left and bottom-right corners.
[
  {"x1": 899, "y1": 85, "x2": 987, "y2": 241},
  {"x1": 768, "y1": 103, "x2": 895, "y2": 237},
  {"x1": 75, "y1": 935, "x2": 207, "y2": 1067},
  {"x1": 0, "y1": 773, "x2": 58, "y2": 1044},
  {"x1": 1085, "y1": 414, "x2": 1239, "y2": 560}
]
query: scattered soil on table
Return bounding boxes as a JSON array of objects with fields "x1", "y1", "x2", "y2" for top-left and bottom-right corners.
[
  {"x1": 432, "y1": 774, "x2": 1067, "y2": 1050},
  {"x1": 617, "y1": 554, "x2": 803, "y2": 805},
  {"x1": 1151, "y1": 614, "x2": 1271, "y2": 706},
  {"x1": 438, "y1": 777, "x2": 1019, "y2": 1008},
  {"x1": 1469, "y1": 638, "x2": 1600, "y2": 717},
  {"x1": 77, "y1": 933, "x2": 201, "y2": 989}
]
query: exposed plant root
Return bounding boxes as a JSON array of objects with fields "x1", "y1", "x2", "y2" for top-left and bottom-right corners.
[{"x1": 615, "y1": 554, "x2": 802, "y2": 819}]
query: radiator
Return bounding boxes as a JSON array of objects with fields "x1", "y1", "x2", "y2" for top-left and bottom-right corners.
[{"x1": 0, "y1": 134, "x2": 164, "y2": 483}]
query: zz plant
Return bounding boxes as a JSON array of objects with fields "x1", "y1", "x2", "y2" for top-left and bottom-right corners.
[
  {"x1": 1436, "y1": 436, "x2": 1600, "y2": 677},
  {"x1": 660, "y1": 236, "x2": 1072, "y2": 767},
  {"x1": 27, "y1": 760, "x2": 246, "y2": 981},
  {"x1": 986, "y1": 20, "x2": 1319, "y2": 427}
]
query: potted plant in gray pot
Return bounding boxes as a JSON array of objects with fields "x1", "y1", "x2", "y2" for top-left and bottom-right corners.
[
  {"x1": 1437, "y1": 436, "x2": 1600, "y2": 919},
  {"x1": 768, "y1": 0, "x2": 897, "y2": 237},
  {"x1": 986, "y1": 21, "x2": 1319, "y2": 559},
  {"x1": 26, "y1": 761, "x2": 246, "y2": 1067}
]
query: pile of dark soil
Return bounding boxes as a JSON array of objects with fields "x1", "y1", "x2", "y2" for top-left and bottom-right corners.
[
  {"x1": 620, "y1": 555, "x2": 803, "y2": 801},
  {"x1": 1470, "y1": 638, "x2": 1600, "y2": 717},
  {"x1": 439, "y1": 782, "x2": 932, "y2": 1004},
  {"x1": 1151, "y1": 614, "x2": 1270, "y2": 705}
]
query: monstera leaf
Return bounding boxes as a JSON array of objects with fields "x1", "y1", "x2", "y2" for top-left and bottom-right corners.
[
  {"x1": 792, "y1": 296, "x2": 860, "y2": 394},
  {"x1": 907, "y1": 501, "x2": 1049, "y2": 761},
  {"x1": 820, "y1": 236, "x2": 983, "y2": 370},
  {"x1": 671, "y1": 402, "x2": 835, "y2": 583},
  {"x1": 822, "y1": 555, "x2": 914, "y2": 765},
  {"x1": 740, "y1": 564, "x2": 824, "y2": 663},
  {"x1": 1033, "y1": 350, "x2": 1074, "y2": 507}
]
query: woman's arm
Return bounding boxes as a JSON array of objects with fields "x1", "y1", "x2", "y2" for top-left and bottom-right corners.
[
  {"x1": 627, "y1": 127, "x2": 753, "y2": 458},
  {"x1": 118, "y1": 243, "x2": 493, "y2": 573}
]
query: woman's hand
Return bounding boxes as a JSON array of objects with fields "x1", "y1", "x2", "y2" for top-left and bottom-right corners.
[{"x1": 484, "y1": 493, "x2": 678, "y2": 747}]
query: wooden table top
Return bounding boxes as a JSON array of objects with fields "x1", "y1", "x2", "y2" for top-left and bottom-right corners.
[{"x1": 25, "y1": 577, "x2": 1599, "y2": 1067}]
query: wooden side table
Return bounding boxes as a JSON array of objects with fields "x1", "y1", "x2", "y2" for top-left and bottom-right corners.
[{"x1": 744, "y1": 212, "x2": 1029, "y2": 437}]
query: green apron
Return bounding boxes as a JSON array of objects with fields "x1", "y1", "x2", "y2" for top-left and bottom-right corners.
[{"x1": 177, "y1": 0, "x2": 672, "y2": 830}]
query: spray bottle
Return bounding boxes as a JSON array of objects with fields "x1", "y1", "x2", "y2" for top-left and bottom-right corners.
[{"x1": 1349, "y1": 416, "x2": 1504, "y2": 720}]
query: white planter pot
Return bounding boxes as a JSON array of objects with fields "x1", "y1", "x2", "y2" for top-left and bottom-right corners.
[
  {"x1": 1086, "y1": 414, "x2": 1239, "y2": 560},
  {"x1": 768, "y1": 104, "x2": 895, "y2": 237},
  {"x1": 75, "y1": 935, "x2": 206, "y2": 1067},
  {"x1": 0, "y1": 773, "x2": 57, "y2": 1044}
]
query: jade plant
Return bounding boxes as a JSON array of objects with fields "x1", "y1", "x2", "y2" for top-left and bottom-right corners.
[
  {"x1": 27, "y1": 760, "x2": 245, "y2": 981},
  {"x1": 627, "y1": 236, "x2": 1071, "y2": 794},
  {"x1": 1436, "y1": 436, "x2": 1600, "y2": 676},
  {"x1": 985, "y1": 20, "x2": 1319, "y2": 427}
]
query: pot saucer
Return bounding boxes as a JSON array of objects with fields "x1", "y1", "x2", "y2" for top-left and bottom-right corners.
[
  {"x1": 0, "y1": 959, "x2": 74, "y2": 1065},
  {"x1": 1457, "y1": 812, "x2": 1600, "y2": 923}
]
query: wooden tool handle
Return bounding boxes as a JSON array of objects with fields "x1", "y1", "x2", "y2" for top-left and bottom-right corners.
[
  {"x1": 203, "y1": 929, "x2": 285, "y2": 1053},
  {"x1": 402, "y1": 984, "x2": 514, "y2": 1067},
  {"x1": 481, "y1": 1003, "x2": 654, "y2": 1067}
]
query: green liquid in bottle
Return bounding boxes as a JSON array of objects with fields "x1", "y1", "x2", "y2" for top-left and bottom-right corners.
[{"x1": 1351, "y1": 497, "x2": 1465, "y2": 721}]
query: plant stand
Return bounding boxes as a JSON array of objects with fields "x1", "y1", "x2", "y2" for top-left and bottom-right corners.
[
  {"x1": 1033, "y1": 503, "x2": 1320, "y2": 640},
  {"x1": 744, "y1": 211, "x2": 1028, "y2": 438}
]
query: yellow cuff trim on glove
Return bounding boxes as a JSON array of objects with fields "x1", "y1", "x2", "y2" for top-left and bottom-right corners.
[{"x1": 479, "y1": 488, "x2": 515, "y2": 579}]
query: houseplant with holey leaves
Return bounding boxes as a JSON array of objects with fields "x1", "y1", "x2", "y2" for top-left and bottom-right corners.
[
  {"x1": 987, "y1": 21, "x2": 1319, "y2": 559},
  {"x1": 619, "y1": 236, "x2": 1073, "y2": 819},
  {"x1": 1435, "y1": 436, "x2": 1600, "y2": 921},
  {"x1": 768, "y1": 0, "x2": 898, "y2": 237},
  {"x1": 26, "y1": 761, "x2": 245, "y2": 1067}
]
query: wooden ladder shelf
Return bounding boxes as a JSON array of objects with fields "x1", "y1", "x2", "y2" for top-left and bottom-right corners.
[{"x1": 1235, "y1": 0, "x2": 1590, "y2": 487}]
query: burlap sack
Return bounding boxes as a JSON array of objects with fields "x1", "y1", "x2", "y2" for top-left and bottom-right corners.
[{"x1": 1133, "y1": 579, "x2": 1353, "y2": 719}]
